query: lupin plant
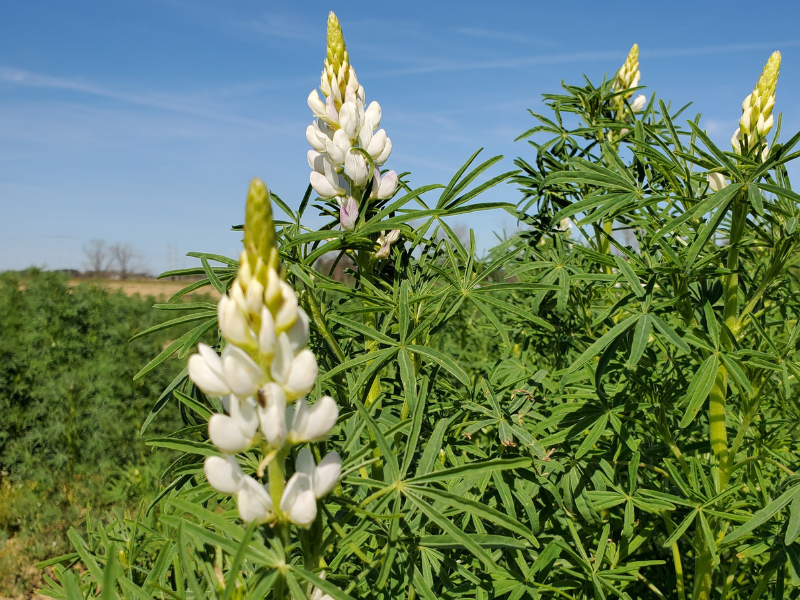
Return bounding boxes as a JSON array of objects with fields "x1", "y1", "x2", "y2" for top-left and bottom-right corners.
[
  {"x1": 40, "y1": 12, "x2": 800, "y2": 600},
  {"x1": 306, "y1": 12, "x2": 398, "y2": 238},
  {"x1": 188, "y1": 178, "x2": 341, "y2": 530}
]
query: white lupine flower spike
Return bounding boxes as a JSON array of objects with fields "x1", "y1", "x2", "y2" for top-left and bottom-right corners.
[
  {"x1": 188, "y1": 176, "x2": 341, "y2": 530},
  {"x1": 731, "y1": 51, "x2": 780, "y2": 160},
  {"x1": 305, "y1": 12, "x2": 398, "y2": 231}
]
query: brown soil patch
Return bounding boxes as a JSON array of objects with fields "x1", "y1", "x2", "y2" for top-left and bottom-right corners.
[{"x1": 69, "y1": 279, "x2": 220, "y2": 300}]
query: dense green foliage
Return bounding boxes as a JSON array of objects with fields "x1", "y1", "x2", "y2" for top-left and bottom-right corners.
[
  {"x1": 33, "y1": 43, "x2": 800, "y2": 600},
  {"x1": 0, "y1": 271, "x2": 184, "y2": 594}
]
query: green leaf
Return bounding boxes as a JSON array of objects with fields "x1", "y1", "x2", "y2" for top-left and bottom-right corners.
[
  {"x1": 629, "y1": 314, "x2": 651, "y2": 366},
  {"x1": 406, "y1": 344, "x2": 470, "y2": 386},
  {"x1": 679, "y1": 355, "x2": 719, "y2": 428},
  {"x1": 613, "y1": 255, "x2": 645, "y2": 299},
  {"x1": 722, "y1": 485, "x2": 800, "y2": 545},
  {"x1": 408, "y1": 457, "x2": 530, "y2": 484},
  {"x1": 560, "y1": 314, "x2": 639, "y2": 376}
]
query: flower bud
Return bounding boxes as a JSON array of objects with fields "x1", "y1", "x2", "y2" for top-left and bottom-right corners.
[
  {"x1": 204, "y1": 455, "x2": 244, "y2": 494},
  {"x1": 284, "y1": 349, "x2": 318, "y2": 400},
  {"x1": 288, "y1": 396, "x2": 338, "y2": 443},
  {"x1": 244, "y1": 178, "x2": 277, "y2": 276},
  {"x1": 707, "y1": 172, "x2": 728, "y2": 193},
  {"x1": 222, "y1": 345, "x2": 264, "y2": 398},
  {"x1": 371, "y1": 170, "x2": 397, "y2": 200},
  {"x1": 339, "y1": 102, "x2": 362, "y2": 141},
  {"x1": 365, "y1": 101, "x2": 381, "y2": 130},
  {"x1": 306, "y1": 124, "x2": 327, "y2": 153},
  {"x1": 344, "y1": 151, "x2": 369, "y2": 186},
  {"x1": 375, "y1": 138, "x2": 392, "y2": 166},
  {"x1": 630, "y1": 95, "x2": 647, "y2": 112},
  {"x1": 338, "y1": 196, "x2": 359, "y2": 231},
  {"x1": 307, "y1": 90, "x2": 327, "y2": 119},
  {"x1": 217, "y1": 296, "x2": 253, "y2": 348},
  {"x1": 287, "y1": 308, "x2": 310, "y2": 351},
  {"x1": 259, "y1": 306, "x2": 276, "y2": 358},
  {"x1": 280, "y1": 472, "x2": 317, "y2": 528},
  {"x1": 188, "y1": 344, "x2": 231, "y2": 397},
  {"x1": 257, "y1": 383, "x2": 287, "y2": 447},
  {"x1": 237, "y1": 477, "x2": 273, "y2": 523}
]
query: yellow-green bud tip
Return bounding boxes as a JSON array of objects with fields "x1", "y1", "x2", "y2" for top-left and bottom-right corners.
[
  {"x1": 326, "y1": 12, "x2": 347, "y2": 71},
  {"x1": 627, "y1": 44, "x2": 639, "y2": 64},
  {"x1": 756, "y1": 51, "x2": 781, "y2": 99},
  {"x1": 244, "y1": 178, "x2": 278, "y2": 273}
]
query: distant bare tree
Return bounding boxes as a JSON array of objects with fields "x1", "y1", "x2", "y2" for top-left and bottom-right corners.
[
  {"x1": 110, "y1": 243, "x2": 141, "y2": 280},
  {"x1": 83, "y1": 239, "x2": 110, "y2": 275}
]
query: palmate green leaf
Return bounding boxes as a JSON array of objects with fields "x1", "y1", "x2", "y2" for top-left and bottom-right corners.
[
  {"x1": 613, "y1": 255, "x2": 645, "y2": 299},
  {"x1": 722, "y1": 484, "x2": 800, "y2": 546},
  {"x1": 628, "y1": 314, "x2": 650, "y2": 366},
  {"x1": 576, "y1": 413, "x2": 609, "y2": 459},
  {"x1": 558, "y1": 313, "x2": 640, "y2": 376},
  {"x1": 406, "y1": 344, "x2": 469, "y2": 386},
  {"x1": 678, "y1": 354, "x2": 719, "y2": 428},
  {"x1": 404, "y1": 491, "x2": 508, "y2": 577},
  {"x1": 410, "y1": 485, "x2": 537, "y2": 544},
  {"x1": 408, "y1": 456, "x2": 530, "y2": 484},
  {"x1": 650, "y1": 183, "x2": 742, "y2": 243}
]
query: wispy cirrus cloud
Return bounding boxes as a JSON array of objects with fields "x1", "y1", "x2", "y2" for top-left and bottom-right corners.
[
  {"x1": 0, "y1": 66, "x2": 292, "y2": 132},
  {"x1": 372, "y1": 39, "x2": 800, "y2": 77},
  {"x1": 456, "y1": 27, "x2": 541, "y2": 45},
  {"x1": 245, "y1": 11, "x2": 316, "y2": 42}
]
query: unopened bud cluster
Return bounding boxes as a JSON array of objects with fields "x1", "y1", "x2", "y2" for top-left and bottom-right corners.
[
  {"x1": 306, "y1": 12, "x2": 398, "y2": 233},
  {"x1": 612, "y1": 44, "x2": 646, "y2": 116},
  {"x1": 731, "y1": 51, "x2": 781, "y2": 160},
  {"x1": 188, "y1": 178, "x2": 340, "y2": 528}
]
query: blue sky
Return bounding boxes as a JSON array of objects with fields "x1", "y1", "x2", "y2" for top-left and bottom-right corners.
[{"x1": 3, "y1": 0, "x2": 800, "y2": 273}]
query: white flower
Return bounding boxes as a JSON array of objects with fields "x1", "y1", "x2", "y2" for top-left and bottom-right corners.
[
  {"x1": 308, "y1": 150, "x2": 327, "y2": 174},
  {"x1": 325, "y1": 129, "x2": 352, "y2": 166},
  {"x1": 707, "y1": 172, "x2": 728, "y2": 192},
  {"x1": 217, "y1": 295, "x2": 254, "y2": 348},
  {"x1": 204, "y1": 454, "x2": 244, "y2": 494},
  {"x1": 287, "y1": 308, "x2": 310, "y2": 352},
  {"x1": 370, "y1": 169, "x2": 397, "y2": 200},
  {"x1": 366, "y1": 129, "x2": 388, "y2": 159},
  {"x1": 306, "y1": 124, "x2": 327, "y2": 153},
  {"x1": 375, "y1": 229, "x2": 400, "y2": 259},
  {"x1": 222, "y1": 344, "x2": 264, "y2": 397},
  {"x1": 259, "y1": 305, "x2": 276, "y2": 358},
  {"x1": 283, "y1": 349, "x2": 319, "y2": 399},
  {"x1": 365, "y1": 101, "x2": 381, "y2": 129},
  {"x1": 257, "y1": 382, "x2": 288, "y2": 447},
  {"x1": 374, "y1": 137, "x2": 392, "y2": 166},
  {"x1": 188, "y1": 343, "x2": 231, "y2": 397},
  {"x1": 287, "y1": 396, "x2": 338, "y2": 443},
  {"x1": 307, "y1": 90, "x2": 327, "y2": 119},
  {"x1": 295, "y1": 447, "x2": 342, "y2": 498},
  {"x1": 237, "y1": 476, "x2": 274, "y2": 523},
  {"x1": 630, "y1": 94, "x2": 647, "y2": 112},
  {"x1": 208, "y1": 394, "x2": 259, "y2": 453},
  {"x1": 280, "y1": 470, "x2": 317, "y2": 527},
  {"x1": 338, "y1": 196, "x2": 359, "y2": 231},
  {"x1": 344, "y1": 150, "x2": 369, "y2": 187},
  {"x1": 310, "y1": 159, "x2": 347, "y2": 198},
  {"x1": 339, "y1": 102, "x2": 363, "y2": 141},
  {"x1": 731, "y1": 127, "x2": 742, "y2": 154}
]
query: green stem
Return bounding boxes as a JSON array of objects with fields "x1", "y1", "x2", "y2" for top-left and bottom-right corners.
[{"x1": 663, "y1": 515, "x2": 686, "y2": 600}]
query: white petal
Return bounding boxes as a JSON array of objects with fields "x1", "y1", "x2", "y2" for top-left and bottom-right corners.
[
  {"x1": 257, "y1": 383, "x2": 287, "y2": 447},
  {"x1": 310, "y1": 171, "x2": 341, "y2": 198},
  {"x1": 367, "y1": 129, "x2": 387, "y2": 159},
  {"x1": 308, "y1": 150, "x2": 326, "y2": 173},
  {"x1": 707, "y1": 173, "x2": 728, "y2": 192},
  {"x1": 344, "y1": 151, "x2": 368, "y2": 186},
  {"x1": 375, "y1": 137, "x2": 392, "y2": 166},
  {"x1": 237, "y1": 477, "x2": 273, "y2": 523},
  {"x1": 290, "y1": 396, "x2": 338, "y2": 442},
  {"x1": 630, "y1": 94, "x2": 647, "y2": 111},
  {"x1": 275, "y1": 282, "x2": 298, "y2": 331},
  {"x1": 306, "y1": 125, "x2": 326, "y2": 152},
  {"x1": 231, "y1": 394, "x2": 259, "y2": 439},
  {"x1": 270, "y1": 333, "x2": 294, "y2": 385},
  {"x1": 204, "y1": 455, "x2": 244, "y2": 494},
  {"x1": 222, "y1": 345, "x2": 263, "y2": 397},
  {"x1": 245, "y1": 280, "x2": 264, "y2": 315},
  {"x1": 284, "y1": 350, "x2": 318, "y2": 399},
  {"x1": 189, "y1": 351, "x2": 231, "y2": 397},
  {"x1": 218, "y1": 296, "x2": 253, "y2": 347},
  {"x1": 307, "y1": 90, "x2": 327, "y2": 118},
  {"x1": 287, "y1": 308, "x2": 310, "y2": 352},
  {"x1": 376, "y1": 170, "x2": 397, "y2": 200},
  {"x1": 325, "y1": 95, "x2": 338, "y2": 123},
  {"x1": 358, "y1": 120, "x2": 373, "y2": 148},
  {"x1": 295, "y1": 447, "x2": 316, "y2": 478},
  {"x1": 313, "y1": 452, "x2": 341, "y2": 498},
  {"x1": 209, "y1": 414, "x2": 254, "y2": 453},
  {"x1": 280, "y1": 473, "x2": 317, "y2": 528},
  {"x1": 365, "y1": 101, "x2": 381, "y2": 130},
  {"x1": 259, "y1": 306, "x2": 277, "y2": 357},
  {"x1": 339, "y1": 102, "x2": 361, "y2": 140}
]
